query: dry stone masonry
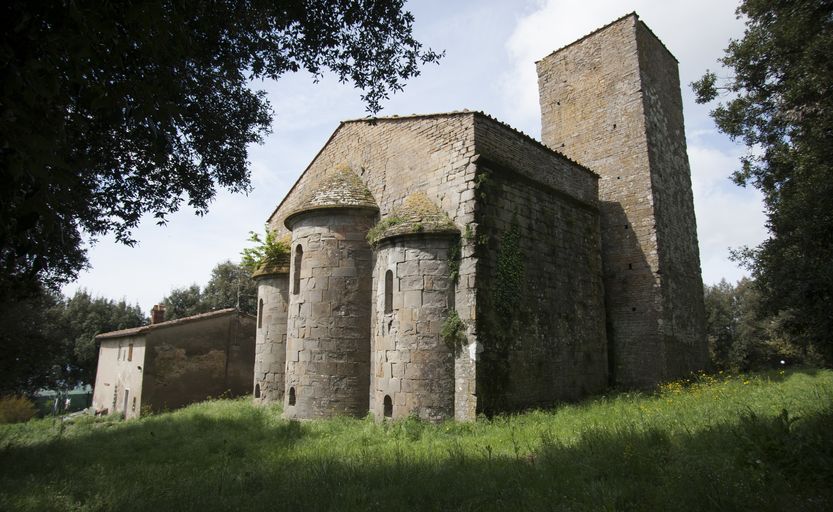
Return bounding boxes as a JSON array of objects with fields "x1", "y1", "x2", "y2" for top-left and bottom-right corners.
[{"x1": 253, "y1": 13, "x2": 707, "y2": 421}]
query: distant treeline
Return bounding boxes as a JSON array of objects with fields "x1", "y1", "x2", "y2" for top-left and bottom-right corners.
[
  {"x1": 0, "y1": 260, "x2": 255, "y2": 396},
  {"x1": 704, "y1": 278, "x2": 824, "y2": 371}
]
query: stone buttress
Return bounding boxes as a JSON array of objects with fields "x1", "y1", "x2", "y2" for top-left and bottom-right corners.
[
  {"x1": 369, "y1": 192, "x2": 460, "y2": 421},
  {"x1": 282, "y1": 166, "x2": 378, "y2": 419},
  {"x1": 252, "y1": 254, "x2": 290, "y2": 404}
]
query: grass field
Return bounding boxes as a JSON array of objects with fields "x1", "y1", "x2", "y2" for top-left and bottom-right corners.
[{"x1": 1, "y1": 369, "x2": 832, "y2": 511}]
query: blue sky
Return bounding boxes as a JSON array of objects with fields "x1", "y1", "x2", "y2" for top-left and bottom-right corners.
[{"x1": 63, "y1": 0, "x2": 764, "y2": 313}]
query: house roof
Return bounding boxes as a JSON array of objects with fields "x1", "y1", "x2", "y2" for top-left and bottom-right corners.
[{"x1": 95, "y1": 308, "x2": 249, "y2": 340}]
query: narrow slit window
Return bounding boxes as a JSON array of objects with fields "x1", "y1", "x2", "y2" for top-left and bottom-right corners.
[
  {"x1": 384, "y1": 270, "x2": 393, "y2": 314},
  {"x1": 293, "y1": 245, "x2": 303, "y2": 295},
  {"x1": 127, "y1": 344, "x2": 133, "y2": 362},
  {"x1": 383, "y1": 395, "x2": 393, "y2": 418},
  {"x1": 288, "y1": 387, "x2": 296, "y2": 406},
  {"x1": 258, "y1": 298, "x2": 264, "y2": 328},
  {"x1": 254, "y1": 384, "x2": 261, "y2": 399}
]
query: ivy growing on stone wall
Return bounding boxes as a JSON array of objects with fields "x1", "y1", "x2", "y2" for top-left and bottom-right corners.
[
  {"x1": 493, "y1": 221, "x2": 523, "y2": 318},
  {"x1": 441, "y1": 309, "x2": 467, "y2": 356},
  {"x1": 448, "y1": 238, "x2": 461, "y2": 284},
  {"x1": 476, "y1": 202, "x2": 527, "y2": 414}
]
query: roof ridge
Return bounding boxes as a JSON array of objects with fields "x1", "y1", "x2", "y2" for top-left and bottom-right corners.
[{"x1": 96, "y1": 308, "x2": 245, "y2": 340}]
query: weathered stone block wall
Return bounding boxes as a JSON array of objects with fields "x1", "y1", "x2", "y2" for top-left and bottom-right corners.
[
  {"x1": 141, "y1": 313, "x2": 256, "y2": 412},
  {"x1": 371, "y1": 235, "x2": 457, "y2": 421},
  {"x1": 473, "y1": 161, "x2": 607, "y2": 414},
  {"x1": 283, "y1": 210, "x2": 375, "y2": 419},
  {"x1": 537, "y1": 13, "x2": 706, "y2": 387},
  {"x1": 268, "y1": 114, "x2": 481, "y2": 419},
  {"x1": 635, "y1": 22, "x2": 708, "y2": 375},
  {"x1": 473, "y1": 115, "x2": 599, "y2": 205},
  {"x1": 253, "y1": 274, "x2": 289, "y2": 403}
]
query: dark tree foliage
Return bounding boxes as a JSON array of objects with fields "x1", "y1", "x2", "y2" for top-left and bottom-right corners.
[
  {"x1": 0, "y1": 0, "x2": 441, "y2": 291},
  {"x1": 60, "y1": 290, "x2": 145, "y2": 386},
  {"x1": 0, "y1": 286, "x2": 65, "y2": 395},
  {"x1": 161, "y1": 284, "x2": 209, "y2": 321},
  {"x1": 703, "y1": 278, "x2": 817, "y2": 371},
  {"x1": 202, "y1": 260, "x2": 258, "y2": 316},
  {"x1": 0, "y1": 288, "x2": 144, "y2": 394},
  {"x1": 0, "y1": 0, "x2": 438, "y2": 393},
  {"x1": 162, "y1": 261, "x2": 256, "y2": 320},
  {"x1": 693, "y1": 0, "x2": 833, "y2": 362}
]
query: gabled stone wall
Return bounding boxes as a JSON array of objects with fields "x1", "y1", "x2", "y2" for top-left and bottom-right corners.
[{"x1": 268, "y1": 114, "x2": 482, "y2": 419}]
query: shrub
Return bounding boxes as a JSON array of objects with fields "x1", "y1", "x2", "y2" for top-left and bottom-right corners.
[
  {"x1": 0, "y1": 395, "x2": 37, "y2": 424},
  {"x1": 240, "y1": 230, "x2": 291, "y2": 273}
]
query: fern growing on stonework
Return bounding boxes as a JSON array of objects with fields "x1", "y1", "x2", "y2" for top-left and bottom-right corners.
[{"x1": 241, "y1": 229, "x2": 291, "y2": 274}]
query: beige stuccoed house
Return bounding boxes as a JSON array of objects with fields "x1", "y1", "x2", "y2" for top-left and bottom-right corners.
[
  {"x1": 92, "y1": 306, "x2": 256, "y2": 419},
  {"x1": 252, "y1": 13, "x2": 709, "y2": 422}
]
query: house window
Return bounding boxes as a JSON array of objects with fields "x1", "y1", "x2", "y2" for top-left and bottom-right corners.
[
  {"x1": 288, "y1": 387, "x2": 296, "y2": 406},
  {"x1": 384, "y1": 270, "x2": 393, "y2": 314},
  {"x1": 383, "y1": 395, "x2": 393, "y2": 418},
  {"x1": 258, "y1": 299, "x2": 264, "y2": 329},
  {"x1": 254, "y1": 384, "x2": 261, "y2": 399},
  {"x1": 293, "y1": 244, "x2": 303, "y2": 295},
  {"x1": 127, "y1": 344, "x2": 133, "y2": 362}
]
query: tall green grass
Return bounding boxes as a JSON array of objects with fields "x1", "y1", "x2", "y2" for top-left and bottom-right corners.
[{"x1": 1, "y1": 369, "x2": 831, "y2": 511}]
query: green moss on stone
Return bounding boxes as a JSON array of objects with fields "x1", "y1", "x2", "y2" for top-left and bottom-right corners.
[{"x1": 367, "y1": 191, "x2": 457, "y2": 246}]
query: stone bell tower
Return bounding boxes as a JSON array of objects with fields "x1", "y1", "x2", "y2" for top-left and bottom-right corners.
[{"x1": 536, "y1": 13, "x2": 707, "y2": 387}]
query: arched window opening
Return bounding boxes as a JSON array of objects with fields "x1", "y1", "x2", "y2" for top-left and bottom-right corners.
[
  {"x1": 254, "y1": 384, "x2": 261, "y2": 399},
  {"x1": 383, "y1": 395, "x2": 393, "y2": 418},
  {"x1": 288, "y1": 387, "x2": 296, "y2": 406},
  {"x1": 384, "y1": 270, "x2": 393, "y2": 314},
  {"x1": 257, "y1": 299, "x2": 264, "y2": 328},
  {"x1": 293, "y1": 245, "x2": 303, "y2": 295}
]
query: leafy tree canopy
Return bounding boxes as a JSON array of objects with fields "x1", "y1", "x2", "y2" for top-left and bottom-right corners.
[
  {"x1": 162, "y1": 261, "x2": 257, "y2": 320},
  {"x1": 692, "y1": 0, "x2": 833, "y2": 362},
  {"x1": 0, "y1": 288, "x2": 144, "y2": 394},
  {"x1": 703, "y1": 278, "x2": 819, "y2": 371},
  {"x1": 60, "y1": 291, "x2": 145, "y2": 386},
  {"x1": 161, "y1": 284, "x2": 209, "y2": 321},
  {"x1": 0, "y1": 0, "x2": 441, "y2": 292}
]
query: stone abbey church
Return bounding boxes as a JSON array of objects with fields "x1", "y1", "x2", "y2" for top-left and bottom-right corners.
[{"x1": 252, "y1": 13, "x2": 707, "y2": 421}]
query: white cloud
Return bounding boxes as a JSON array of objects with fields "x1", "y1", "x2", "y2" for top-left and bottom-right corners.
[
  {"x1": 500, "y1": 0, "x2": 745, "y2": 134},
  {"x1": 500, "y1": 0, "x2": 762, "y2": 284},
  {"x1": 689, "y1": 143, "x2": 767, "y2": 284}
]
